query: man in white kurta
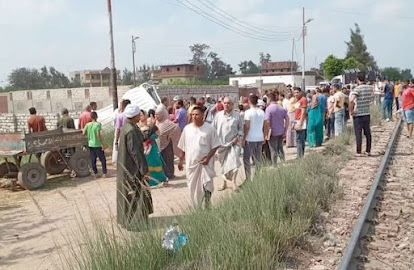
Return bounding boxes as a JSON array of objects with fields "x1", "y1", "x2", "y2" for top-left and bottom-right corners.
[
  {"x1": 213, "y1": 97, "x2": 244, "y2": 191},
  {"x1": 178, "y1": 106, "x2": 221, "y2": 208}
]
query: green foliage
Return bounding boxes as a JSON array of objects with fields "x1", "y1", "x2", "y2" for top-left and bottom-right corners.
[
  {"x1": 400, "y1": 69, "x2": 413, "y2": 81},
  {"x1": 322, "y1": 55, "x2": 366, "y2": 80},
  {"x1": 322, "y1": 55, "x2": 344, "y2": 80},
  {"x1": 6, "y1": 66, "x2": 72, "y2": 90},
  {"x1": 239, "y1": 60, "x2": 260, "y2": 74},
  {"x1": 121, "y1": 68, "x2": 133, "y2": 85},
  {"x1": 62, "y1": 152, "x2": 341, "y2": 270},
  {"x1": 189, "y1": 43, "x2": 234, "y2": 80},
  {"x1": 381, "y1": 67, "x2": 413, "y2": 82},
  {"x1": 345, "y1": 24, "x2": 377, "y2": 69},
  {"x1": 370, "y1": 105, "x2": 382, "y2": 127},
  {"x1": 342, "y1": 57, "x2": 364, "y2": 70}
]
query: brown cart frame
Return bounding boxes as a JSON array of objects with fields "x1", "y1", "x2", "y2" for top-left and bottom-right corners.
[{"x1": 0, "y1": 127, "x2": 91, "y2": 190}]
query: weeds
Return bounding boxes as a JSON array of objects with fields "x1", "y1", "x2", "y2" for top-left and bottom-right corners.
[
  {"x1": 62, "y1": 151, "x2": 341, "y2": 270},
  {"x1": 370, "y1": 105, "x2": 382, "y2": 127}
]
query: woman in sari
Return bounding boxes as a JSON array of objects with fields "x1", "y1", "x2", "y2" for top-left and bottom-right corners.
[
  {"x1": 155, "y1": 106, "x2": 182, "y2": 180},
  {"x1": 307, "y1": 90, "x2": 324, "y2": 147},
  {"x1": 139, "y1": 111, "x2": 168, "y2": 187}
]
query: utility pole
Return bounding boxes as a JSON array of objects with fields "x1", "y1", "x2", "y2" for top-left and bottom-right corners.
[
  {"x1": 302, "y1": 7, "x2": 305, "y2": 91},
  {"x1": 132, "y1": 35, "x2": 139, "y2": 87},
  {"x1": 302, "y1": 7, "x2": 314, "y2": 91},
  {"x1": 291, "y1": 37, "x2": 295, "y2": 75},
  {"x1": 107, "y1": 0, "x2": 118, "y2": 109}
]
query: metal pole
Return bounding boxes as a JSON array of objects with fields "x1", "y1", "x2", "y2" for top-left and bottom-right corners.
[
  {"x1": 107, "y1": 0, "x2": 118, "y2": 110},
  {"x1": 302, "y1": 7, "x2": 305, "y2": 91},
  {"x1": 291, "y1": 37, "x2": 294, "y2": 75},
  {"x1": 132, "y1": 35, "x2": 137, "y2": 87}
]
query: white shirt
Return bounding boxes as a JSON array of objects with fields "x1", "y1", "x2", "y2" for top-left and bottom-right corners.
[
  {"x1": 244, "y1": 107, "x2": 265, "y2": 142},
  {"x1": 282, "y1": 98, "x2": 290, "y2": 110}
]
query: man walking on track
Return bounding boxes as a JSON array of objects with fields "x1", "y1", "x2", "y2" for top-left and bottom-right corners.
[
  {"x1": 349, "y1": 71, "x2": 373, "y2": 157},
  {"x1": 117, "y1": 104, "x2": 153, "y2": 230},
  {"x1": 178, "y1": 106, "x2": 221, "y2": 209},
  {"x1": 213, "y1": 97, "x2": 244, "y2": 191}
]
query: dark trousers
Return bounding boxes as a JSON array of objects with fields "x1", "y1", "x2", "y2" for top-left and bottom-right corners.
[
  {"x1": 353, "y1": 115, "x2": 372, "y2": 154},
  {"x1": 268, "y1": 135, "x2": 285, "y2": 165},
  {"x1": 89, "y1": 147, "x2": 107, "y2": 174},
  {"x1": 243, "y1": 141, "x2": 263, "y2": 180},
  {"x1": 296, "y1": 130, "x2": 306, "y2": 158},
  {"x1": 395, "y1": 97, "x2": 400, "y2": 111},
  {"x1": 327, "y1": 116, "x2": 335, "y2": 138}
]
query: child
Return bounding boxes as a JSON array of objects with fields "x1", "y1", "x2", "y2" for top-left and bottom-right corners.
[{"x1": 83, "y1": 112, "x2": 107, "y2": 178}]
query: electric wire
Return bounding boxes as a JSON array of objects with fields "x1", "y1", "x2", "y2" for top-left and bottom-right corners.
[{"x1": 174, "y1": 0, "x2": 299, "y2": 42}]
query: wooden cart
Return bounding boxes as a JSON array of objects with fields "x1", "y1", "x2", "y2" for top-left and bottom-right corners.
[{"x1": 0, "y1": 127, "x2": 90, "y2": 190}]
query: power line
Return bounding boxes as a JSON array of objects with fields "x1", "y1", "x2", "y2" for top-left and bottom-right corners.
[
  {"x1": 196, "y1": 0, "x2": 297, "y2": 36},
  {"x1": 174, "y1": 0, "x2": 298, "y2": 42},
  {"x1": 331, "y1": 9, "x2": 414, "y2": 19}
]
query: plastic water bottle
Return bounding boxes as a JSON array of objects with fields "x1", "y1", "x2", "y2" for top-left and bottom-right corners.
[{"x1": 162, "y1": 219, "x2": 188, "y2": 252}]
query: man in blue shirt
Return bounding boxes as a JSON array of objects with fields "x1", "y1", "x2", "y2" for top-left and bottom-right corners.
[
  {"x1": 382, "y1": 78, "x2": 394, "y2": 121},
  {"x1": 174, "y1": 99, "x2": 188, "y2": 130}
]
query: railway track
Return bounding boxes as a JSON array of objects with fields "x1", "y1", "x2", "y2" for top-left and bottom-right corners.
[{"x1": 338, "y1": 118, "x2": 414, "y2": 269}]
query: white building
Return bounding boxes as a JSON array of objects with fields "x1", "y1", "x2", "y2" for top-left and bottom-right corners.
[{"x1": 229, "y1": 71, "x2": 323, "y2": 88}]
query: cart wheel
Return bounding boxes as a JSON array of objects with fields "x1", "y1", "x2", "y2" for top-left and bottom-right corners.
[
  {"x1": 68, "y1": 151, "x2": 90, "y2": 178},
  {"x1": 41, "y1": 151, "x2": 67, "y2": 175},
  {"x1": 0, "y1": 162, "x2": 18, "y2": 178},
  {"x1": 17, "y1": 162, "x2": 47, "y2": 190}
]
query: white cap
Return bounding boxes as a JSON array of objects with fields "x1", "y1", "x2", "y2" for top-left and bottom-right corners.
[
  {"x1": 258, "y1": 99, "x2": 266, "y2": 107},
  {"x1": 124, "y1": 104, "x2": 141, "y2": 118},
  {"x1": 173, "y1": 95, "x2": 180, "y2": 101}
]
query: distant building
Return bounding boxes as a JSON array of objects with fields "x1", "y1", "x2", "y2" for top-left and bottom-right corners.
[
  {"x1": 158, "y1": 64, "x2": 204, "y2": 84},
  {"x1": 261, "y1": 61, "x2": 298, "y2": 74},
  {"x1": 229, "y1": 71, "x2": 324, "y2": 89},
  {"x1": 69, "y1": 67, "x2": 121, "y2": 87}
]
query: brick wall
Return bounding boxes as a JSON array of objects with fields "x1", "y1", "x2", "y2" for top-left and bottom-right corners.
[{"x1": 0, "y1": 112, "x2": 81, "y2": 133}]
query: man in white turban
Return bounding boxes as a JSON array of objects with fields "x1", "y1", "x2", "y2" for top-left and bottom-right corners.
[{"x1": 116, "y1": 104, "x2": 153, "y2": 230}]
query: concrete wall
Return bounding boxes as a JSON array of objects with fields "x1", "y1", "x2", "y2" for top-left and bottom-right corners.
[
  {"x1": 5, "y1": 86, "x2": 132, "y2": 114},
  {"x1": 229, "y1": 74, "x2": 316, "y2": 88},
  {"x1": 0, "y1": 112, "x2": 81, "y2": 133}
]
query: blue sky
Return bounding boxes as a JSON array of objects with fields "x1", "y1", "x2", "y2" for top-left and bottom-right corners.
[{"x1": 0, "y1": 0, "x2": 413, "y2": 86}]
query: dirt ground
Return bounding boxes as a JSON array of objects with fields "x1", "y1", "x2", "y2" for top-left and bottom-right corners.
[
  {"x1": 0, "y1": 146, "x2": 304, "y2": 270},
  {"x1": 303, "y1": 121, "x2": 403, "y2": 270}
]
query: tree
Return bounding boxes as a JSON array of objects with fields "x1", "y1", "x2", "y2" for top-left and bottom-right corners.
[
  {"x1": 189, "y1": 43, "x2": 210, "y2": 65},
  {"x1": 188, "y1": 43, "x2": 234, "y2": 80},
  {"x1": 322, "y1": 55, "x2": 344, "y2": 80},
  {"x1": 381, "y1": 67, "x2": 402, "y2": 82},
  {"x1": 239, "y1": 60, "x2": 260, "y2": 74},
  {"x1": 8, "y1": 66, "x2": 70, "y2": 89},
  {"x1": 8, "y1": 68, "x2": 44, "y2": 89},
  {"x1": 208, "y1": 52, "x2": 234, "y2": 80},
  {"x1": 342, "y1": 57, "x2": 365, "y2": 70},
  {"x1": 345, "y1": 23, "x2": 377, "y2": 69},
  {"x1": 122, "y1": 68, "x2": 133, "y2": 85},
  {"x1": 400, "y1": 69, "x2": 413, "y2": 81}
]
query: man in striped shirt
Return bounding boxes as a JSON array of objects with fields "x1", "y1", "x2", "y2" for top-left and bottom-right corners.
[{"x1": 349, "y1": 71, "x2": 374, "y2": 157}]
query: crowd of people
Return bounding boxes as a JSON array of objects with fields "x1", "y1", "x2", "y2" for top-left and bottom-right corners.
[{"x1": 24, "y1": 71, "x2": 414, "y2": 230}]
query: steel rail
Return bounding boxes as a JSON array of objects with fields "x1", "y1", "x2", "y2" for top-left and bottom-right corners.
[{"x1": 337, "y1": 118, "x2": 402, "y2": 270}]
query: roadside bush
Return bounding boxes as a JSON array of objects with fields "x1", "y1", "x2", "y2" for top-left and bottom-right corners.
[{"x1": 61, "y1": 152, "x2": 341, "y2": 270}]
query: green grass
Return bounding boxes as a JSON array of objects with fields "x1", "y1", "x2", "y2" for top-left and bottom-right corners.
[
  {"x1": 370, "y1": 105, "x2": 382, "y2": 127},
  {"x1": 101, "y1": 127, "x2": 115, "y2": 150},
  {"x1": 61, "y1": 150, "x2": 342, "y2": 270}
]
